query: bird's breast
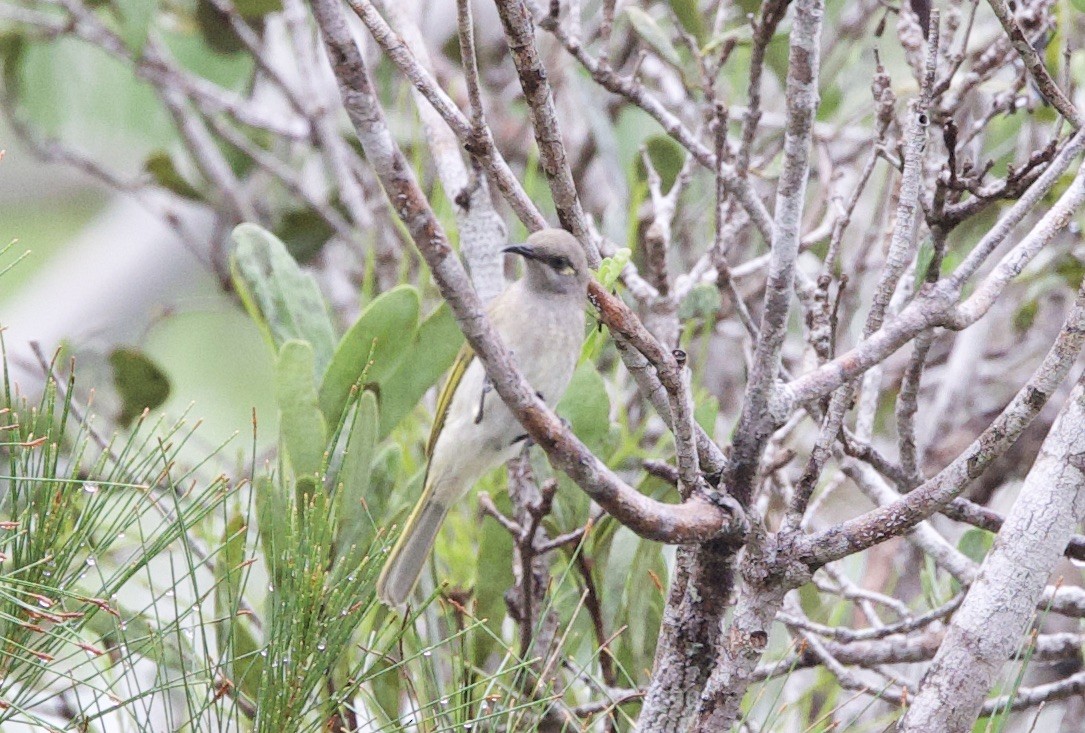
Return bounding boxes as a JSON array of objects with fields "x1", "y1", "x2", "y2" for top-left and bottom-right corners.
[{"x1": 425, "y1": 293, "x2": 585, "y2": 500}]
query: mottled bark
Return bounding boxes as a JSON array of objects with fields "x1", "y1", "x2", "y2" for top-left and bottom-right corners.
[{"x1": 902, "y1": 379, "x2": 1085, "y2": 731}]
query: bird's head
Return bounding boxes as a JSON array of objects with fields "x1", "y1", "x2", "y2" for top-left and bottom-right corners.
[{"x1": 502, "y1": 228, "x2": 590, "y2": 296}]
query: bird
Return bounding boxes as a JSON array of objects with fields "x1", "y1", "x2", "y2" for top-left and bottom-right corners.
[{"x1": 376, "y1": 228, "x2": 590, "y2": 607}]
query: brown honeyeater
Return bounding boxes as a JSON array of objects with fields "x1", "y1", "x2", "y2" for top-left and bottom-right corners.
[{"x1": 376, "y1": 229, "x2": 590, "y2": 607}]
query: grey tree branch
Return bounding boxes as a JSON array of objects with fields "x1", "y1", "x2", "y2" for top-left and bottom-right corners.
[
  {"x1": 782, "y1": 131, "x2": 1085, "y2": 410},
  {"x1": 372, "y1": 0, "x2": 507, "y2": 302},
  {"x1": 535, "y1": 5, "x2": 775, "y2": 242},
  {"x1": 753, "y1": 629, "x2": 1085, "y2": 682},
  {"x1": 902, "y1": 378, "x2": 1085, "y2": 732},
  {"x1": 725, "y1": 0, "x2": 825, "y2": 508},
  {"x1": 800, "y1": 273, "x2": 1085, "y2": 567},
  {"x1": 492, "y1": 0, "x2": 595, "y2": 255},
  {"x1": 347, "y1": 0, "x2": 549, "y2": 232},
  {"x1": 790, "y1": 13, "x2": 939, "y2": 526},
  {"x1": 984, "y1": 0, "x2": 1083, "y2": 129},
  {"x1": 684, "y1": 1, "x2": 827, "y2": 729}
]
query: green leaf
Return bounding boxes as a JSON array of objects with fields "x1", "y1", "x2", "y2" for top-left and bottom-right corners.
[
  {"x1": 1044, "y1": 11, "x2": 1062, "y2": 73},
  {"x1": 602, "y1": 526, "x2": 637, "y2": 634},
  {"x1": 678, "y1": 282, "x2": 722, "y2": 321},
  {"x1": 637, "y1": 135, "x2": 685, "y2": 190},
  {"x1": 226, "y1": 615, "x2": 264, "y2": 699},
  {"x1": 764, "y1": 32, "x2": 791, "y2": 83},
  {"x1": 984, "y1": 115, "x2": 1027, "y2": 178},
  {"x1": 1055, "y1": 254, "x2": 1085, "y2": 288},
  {"x1": 108, "y1": 348, "x2": 171, "y2": 428},
  {"x1": 473, "y1": 490, "x2": 516, "y2": 666},
  {"x1": 214, "y1": 512, "x2": 264, "y2": 698},
  {"x1": 164, "y1": 18, "x2": 255, "y2": 85},
  {"x1": 595, "y1": 248, "x2": 632, "y2": 290},
  {"x1": 234, "y1": 0, "x2": 283, "y2": 17},
  {"x1": 84, "y1": 605, "x2": 195, "y2": 673},
  {"x1": 145, "y1": 151, "x2": 203, "y2": 201},
  {"x1": 215, "y1": 512, "x2": 247, "y2": 619},
  {"x1": 797, "y1": 581, "x2": 823, "y2": 616},
  {"x1": 319, "y1": 285, "x2": 421, "y2": 426},
  {"x1": 335, "y1": 390, "x2": 379, "y2": 567},
  {"x1": 276, "y1": 340, "x2": 329, "y2": 482},
  {"x1": 113, "y1": 0, "x2": 157, "y2": 56},
  {"x1": 670, "y1": 0, "x2": 705, "y2": 42},
  {"x1": 230, "y1": 223, "x2": 338, "y2": 375},
  {"x1": 219, "y1": 135, "x2": 256, "y2": 178},
  {"x1": 694, "y1": 389, "x2": 719, "y2": 437},
  {"x1": 604, "y1": 525, "x2": 669, "y2": 675},
  {"x1": 913, "y1": 240, "x2": 935, "y2": 289},
  {"x1": 919, "y1": 553, "x2": 944, "y2": 607},
  {"x1": 701, "y1": 25, "x2": 753, "y2": 55},
  {"x1": 276, "y1": 208, "x2": 335, "y2": 264},
  {"x1": 377, "y1": 303, "x2": 464, "y2": 438},
  {"x1": 557, "y1": 363, "x2": 611, "y2": 455},
  {"x1": 254, "y1": 474, "x2": 291, "y2": 581},
  {"x1": 613, "y1": 536, "x2": 666, "y2": 673},
  {"x1": 1014, "y1": 298, "x2": 1040, "y2": 332},
  {"x1": 625, "y1": 7, "x2": 682, "y2": 67},
  {"x1": 193, "y1": 0, "x2": 245, "y2": 55},
  {"x1": 815, "y1": 82, "x2": 842, "y2": 122},
  {"x1": 957, "y1": 527, "x2": 994, "y2": 564},
  {"x1": 0, "y1": 31, "x2": 27, "y2": 101},
  {"x1": 363, "y1": 442, "x2": 402, "y2": 530},
  {"x1": 363, "y1": 656, "x2": 403, "y2": 725}
]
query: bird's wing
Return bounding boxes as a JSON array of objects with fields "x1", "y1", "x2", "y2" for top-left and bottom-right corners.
[
  {"x1": 426, "y1": 342, "x2": 476, "y2": 458},
  {"x1": 425, "y1": 285, "x2": 520, "y2": 459}
]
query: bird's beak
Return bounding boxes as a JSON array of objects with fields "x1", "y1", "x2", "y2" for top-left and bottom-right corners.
[{"x1": 501, "y1": 244, "x2": 538, "y2": 260}]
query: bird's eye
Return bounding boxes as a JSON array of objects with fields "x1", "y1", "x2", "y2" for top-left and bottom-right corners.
[{"x1": 551, "y1": 256, "x2": 575, "y2": 275}]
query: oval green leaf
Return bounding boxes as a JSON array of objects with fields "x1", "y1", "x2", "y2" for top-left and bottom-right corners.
[
  {"x1": 108, "y1": 347, "x2": 171, "y2": 428},
  {"x1": 230, "y1": 223, "x2": 338, "y2": 377},
  {"x1": 318, "y1": 285, "x2": 421, "y2": 426},
  {"x1": 377, "y1": 303, "x2": 464, "y2": 438},
  {"x1": 276, "y1": 340, "x2": 329, "y2": 482}
]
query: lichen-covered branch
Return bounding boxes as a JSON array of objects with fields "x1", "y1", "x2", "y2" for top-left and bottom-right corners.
[{"x1": 902, "y1": 378, "x2": 1085, "y2": 732}]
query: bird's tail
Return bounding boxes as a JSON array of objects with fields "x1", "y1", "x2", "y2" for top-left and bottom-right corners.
[{"x1": 376, "y1": 486, "x2": 449, "y2": 607}]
